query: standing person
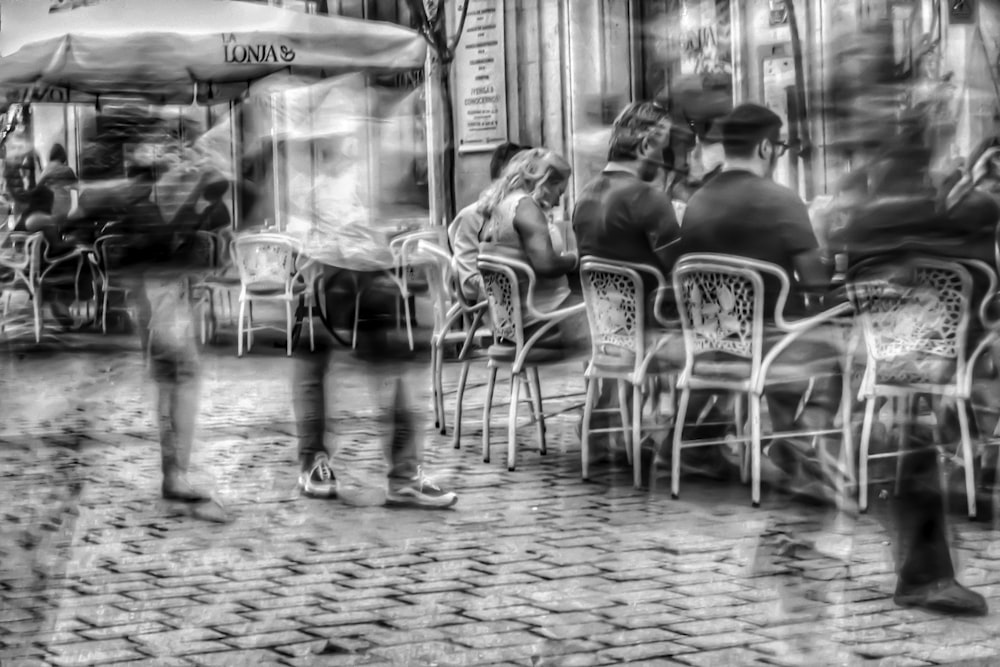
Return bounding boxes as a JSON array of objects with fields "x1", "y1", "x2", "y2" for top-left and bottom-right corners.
[
  {"x1": 293, "y1": 133, "x2": 457, "y2": 508},
  {"x1": 74, "y1": 155, "x2": 227, "y2": 521},
  {"x1": 447, "y1": 141, "x2": 529, "y2": 303}
]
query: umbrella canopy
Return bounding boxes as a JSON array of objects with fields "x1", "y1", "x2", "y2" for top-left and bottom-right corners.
[{"x1": 0, "y1": 0, "x2": 426, "y2": 105}]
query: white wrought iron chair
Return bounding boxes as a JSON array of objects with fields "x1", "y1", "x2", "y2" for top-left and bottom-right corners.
[
  {"x1": 232, "y1": 232, "x2": 314, "y2": 357},
  {"x1": 477, "y1": 252, "x2": 585, "y2": 471},
  {"x1": 189, "y1": 229, "x2": 241, "y2": 344},
  {"x1": 670, "y1": 253, "x2": 855, "y2": 507},
  {"x1": 92, "y1": 234, "x2": 140, "y2": 334},
  {"x1": 847, "y1": 257, "x2": 999, "y2": 519},
  {"x1": 0, "y1": 232, "x2": 43, "y2": 342},
  {"x1": 415, "y1": 240, "x2": 490, "y2": 437},
  {"x1": 579, "y1": 257, "x2": 682, "y2": 487}
]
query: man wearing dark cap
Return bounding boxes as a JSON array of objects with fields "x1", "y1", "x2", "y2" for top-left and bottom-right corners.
[{"x1": 679, "y1": 103, "x2": 840, "y2": 498}]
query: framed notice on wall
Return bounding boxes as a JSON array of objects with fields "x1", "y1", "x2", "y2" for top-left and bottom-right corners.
[{"x1": 454, "y1": 0, "x2": 507, "y2": 153}]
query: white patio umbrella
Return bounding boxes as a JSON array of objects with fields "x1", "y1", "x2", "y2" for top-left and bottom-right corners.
[{"x1": 0, "y1": 0, "x2": 426, "y2": 105}]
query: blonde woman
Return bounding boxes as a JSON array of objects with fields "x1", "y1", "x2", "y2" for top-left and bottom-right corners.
[{"x1": 478, "y1": 148, "x2": 577, "y2": 318}]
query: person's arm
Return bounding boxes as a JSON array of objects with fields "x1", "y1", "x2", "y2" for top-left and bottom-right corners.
[
  {"x1": 774, "y1": 192, "x2": 831, "y2": 309},
  {"x1": 512, "y1": 197, "x2": 577, "y2": 277}
]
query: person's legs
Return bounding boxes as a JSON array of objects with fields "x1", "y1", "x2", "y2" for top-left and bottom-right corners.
[
  {"x1": 891, "y1": 423, "x2": 986, "y2": 615},
  {"x1": 138, "y1": 271, "x2": 209, "y2": 501},
  {"x1": 292, "y1": 345, "x2": 337, "y2": 498}
]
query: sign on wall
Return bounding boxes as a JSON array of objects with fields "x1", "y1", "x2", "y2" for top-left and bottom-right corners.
[{"x1": 454, "y1": 0, "x2": 507, "y2": 153}]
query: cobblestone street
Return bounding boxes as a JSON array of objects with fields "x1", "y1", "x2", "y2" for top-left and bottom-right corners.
[{"x1": 2, "y1": 333, "x2": 1000, "y2": 666}]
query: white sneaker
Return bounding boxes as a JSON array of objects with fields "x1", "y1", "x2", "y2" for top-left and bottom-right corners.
[
  {"x1": 299, "y1": 454, "x2": 337, "y2": 499},
  {"x1": 386, "y1": 466, "x2": 457, "y2": 508}
]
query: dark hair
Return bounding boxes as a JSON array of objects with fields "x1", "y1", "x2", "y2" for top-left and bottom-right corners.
[
  {"x1": 202, "y1": 179, "x2": 229, "y2": 201},
  {"x1": 721, "y1": 104, "x2": 783, "y2": 159},
  {"x1": 48, "y1": 143, "x2": 67, "y2": 164},
  {"x1": 489, "y1": 142, "x2": 529, "y2": 180},
  {"x1": 608, "y1": 101, "x2": 670, "y2": 162}
]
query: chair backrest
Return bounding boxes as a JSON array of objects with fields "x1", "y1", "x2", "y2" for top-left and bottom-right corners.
[
  {"x1": 413, "y1": 240, "x2": 456, "y2": 331},
  {"x1": 579, "y1": 257, "x2": 652, "y2": 363},
  {"x1": 0, "y1": 231, "x2": 42, "y2": 286},
  {"x1": 190, "y1": 230, "x2": 219, "y2": 269},
  {"x1": 93, "y1": 234, "x2": 134, "y2": 282},
  {"x1": 672, "y1": 253, "x2": 786, "y2": 380},
  {"x1": 846, "y1": 256, "x2": 975, "y2": 386},
  {"x1": 477, "y1": 253, "x2": 527, "y2": 348},
  {"x1": 232, "y1": 233, "x2": 298, "y2": 293}
]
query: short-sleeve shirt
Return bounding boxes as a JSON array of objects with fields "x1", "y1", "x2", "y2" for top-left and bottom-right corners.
[
  {"x1": 573, "y1": 170, "x2": 681, "y2": 286},
  {"x1": 680, "y1": 169, "x2": 818, "y2": 316},
  {"x1": 447, "y1": 202, "x2": 487, "y2": 302}
]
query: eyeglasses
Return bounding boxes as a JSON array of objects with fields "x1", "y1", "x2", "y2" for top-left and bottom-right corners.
[{"x1": 771, "y1": 140, "x2": 791, "y2": 157}]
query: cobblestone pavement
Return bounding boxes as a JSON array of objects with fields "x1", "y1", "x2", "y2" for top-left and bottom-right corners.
[{"x1": 2, "y1": 332, "x2": 1000, "y2": 666}]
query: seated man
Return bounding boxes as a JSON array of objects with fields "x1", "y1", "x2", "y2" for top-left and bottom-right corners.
[
  {"x1": 681, "y1": 103, "x2": 839, "y2": 494},
  {"x1": 448, "y1": 142, "x2": 528, "y2": 303}
]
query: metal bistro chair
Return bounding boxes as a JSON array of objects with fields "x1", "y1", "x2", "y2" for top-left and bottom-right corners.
[
  {"x1": 579, "y1": 257, "x2": 682, "y2": 487},
  {"x1": 232, "y1": 232, "x2": 314, "y2": 357},
  {"x1": 190, "y1": 228, "x2": 241, "y2": 345},
  {"x1": 847, "y1": 256, "x2": 1000, "y2": 519},
  {"x1": 414, "y1": 240, "x2": 490, "y2": 438},
  {"x1": 477, "y1": 253, "x2": 585, "y2": 471},
  {"x1": 670, "y1": 253, "x2": 854, "y2": 507},
  {"x1": 0, "y1": 232, "x2": 43, "y2": 342},
  {"x1": 92, "y1": 234, "x2": 140, "y2": 334}
]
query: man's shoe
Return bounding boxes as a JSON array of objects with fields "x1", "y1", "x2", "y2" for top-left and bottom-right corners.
[
  {"x1": 894, "y1": 578, "x2": 988, "y2": 616},
  {"x1": 299, "y1": 454, "x2": 337, "y2": 499},
  {"x1": 162, "y1": 472, "x2": 212, "y2": 502},
  {"x1": 386, "y1": 467, "x2": 457, "y2": 508}
]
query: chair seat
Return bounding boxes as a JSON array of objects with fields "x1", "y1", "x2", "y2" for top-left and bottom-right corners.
[
  {"x1": 691, "y1": 355, "x2": 840, "y2": 385},
  {"x1": 244, "y1": 282, "x2": 307, "y2": 297},
  {"x1": 200, "y1": 273, "x2": 241, "y2": 286},
  {"x1": 487, "y1": 343, "x2": 565, "y2": 364}
]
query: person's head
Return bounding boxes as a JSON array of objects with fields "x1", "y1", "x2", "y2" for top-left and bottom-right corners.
[
  {"x1": 478, "y1": 147, "x2": 571, "y2": 217},
  {"x1": 48, "y1": 143, "x2": 67, "y2": 165},
  {"x1": 721, "y1": 103, "x2": 786, "y2": 178},
  {"x1": 489, "y1": 141, "x2": 530, "y2": 180},
  {"x1": 608, "y1": 100, "x2": 672, "y2": 181}
]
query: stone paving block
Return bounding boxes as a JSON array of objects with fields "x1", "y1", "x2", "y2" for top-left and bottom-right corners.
[
  {"x1": 385, "y1": 613, "x2": 468, "y2": 631},
  {"x1": 76, "y1": 621, "x2": 171, "y2": 640},
  {"x1": 590, "y1": 627, "x2": 684, "y2": 647},
  {"x1": 453, "y1": 629, "x2": 548, "y2": 650},
  {"x1": 673, "y1": 646, "x2": 772, "y2": 666},
  {"x1": 301, "y1": 609, "x2": 385, "y2": 627},
  {"x1": 675, "y1": 631, "x2": 769, "y2": 651},
  {"x1": 46, "y1": 639, "x2": 146, "y2": 666},
  {"x1": 223, "y1": 629, "x2": 316, "y2": 650},
  {"x1": 597, "y1": 640, "x2": 697, "y2": 662},
  {"x1": 185, "y1": 649, "x2": 285, "y2": 666}
]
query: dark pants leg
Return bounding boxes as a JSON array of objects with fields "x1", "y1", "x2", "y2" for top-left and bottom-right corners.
[
  {"x1": 292, "y1": 346, "x2": 332, "y2": 470},
  {"x1": 894, "y1": 427, "x2": 954, "y2": 586}
]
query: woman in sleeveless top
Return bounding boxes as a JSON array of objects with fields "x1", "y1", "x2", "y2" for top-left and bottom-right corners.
[{"x1": 477, "y1": 148, "x2": 577, "y2": 321}]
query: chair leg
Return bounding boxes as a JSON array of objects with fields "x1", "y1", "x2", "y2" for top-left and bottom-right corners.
[
  {"x1": 507, "y1": 372, "x2": 522, "y2": 471},
  {"x1": 617, "y1": 379, "x2": 632, "y2": 465},
  {"x1": 632, "y1": 383, "x2": 643, "y2": 489},
  {"x1": 528, "y1": 367, "x2": 545, "y2": 455},
  {"x1": 839, "y1": 361, "x2": 856, "y2": 489},
  {"x1": 750, "y1": 394, "x2": 763, "y2": 507},
  {"x1": 352, "y1": 290, "x2": 361, "y2": 349},
  {"x1": 237, "y1": 297, "x2": 246, "y2": 357},
  {"x1": 735, "y1": 392, "x2": 748, "y2": 485},
  {"x1": 858, "y1": 398, "x2": 876, "y2": 513},
  {"x1": 671, "y1": 387, "x2": 691, "y2": 500},
  {"x1": 894, "y1": 396, "x2": 912, "y2": 497},
  {"x1": 956, "y1": 398, "x2": 978, "y2": 519},
  {"x1": 434, "y1": 340, "x2": 447, "y2": 434},
  {"x1": 285, "y1": 300, "x2": 293, "y2": 356},
  {"x1": 247, "y1": 301, "x2": 255, "y2": 352},
  {"x1": 101, "y1": 287, "x2": 109, "y2": 334},
  {"x1": 452, "y1": 360, "x2": 471, "y2": 450},
  {"x1": 308, "y1": 299, "x2": 315, "y2": 352},
  {"x1": 581, "y1": 377, "x2": 597, "y2": 481},
  {"x1": 482, "y1": 365, "x2": 498, "y2": 463},
  {"x1": 32, "y1": 291, "x2": 42, "y2": 342},
  {"x1": 403, "y1": 292, "x2": 414, "y2": 351}
]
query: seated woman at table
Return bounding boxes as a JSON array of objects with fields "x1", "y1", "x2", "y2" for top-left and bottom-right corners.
[{"x1": 478, "y1": 147, "x2": 580, "y2": 345}]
